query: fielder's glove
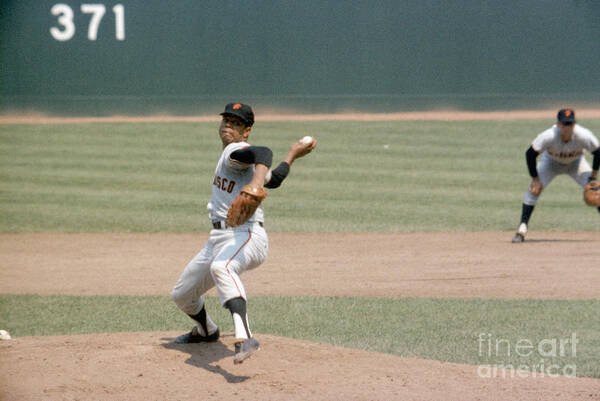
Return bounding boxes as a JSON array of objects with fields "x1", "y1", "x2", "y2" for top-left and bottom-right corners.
[
  {"x1": 226, "y1": 185, "x2": 267, "y2": 227},
  {"x1": 583, "y1": 179, "x2": 600, "y2": 207}
]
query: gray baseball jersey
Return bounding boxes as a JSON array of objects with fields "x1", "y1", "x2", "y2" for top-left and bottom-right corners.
[
  {"x1": 207, "y1": 141, "x2": 265, "y2": 224},
  {"x1": 532, "y1": 124, "x2": 599, "y2": 164}
]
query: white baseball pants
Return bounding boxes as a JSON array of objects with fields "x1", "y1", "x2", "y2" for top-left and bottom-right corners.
[
  {"x1": 523, "y1": 154, "x2": 593, "y2": 206},
  {"x1": 171, "y1": 222, "x2": 268, "y2": 316}
]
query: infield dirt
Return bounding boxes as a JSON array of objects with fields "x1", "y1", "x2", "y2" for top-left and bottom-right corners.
[{"x1": 3, "y1": 108, "x2": 600, "y2": 124}]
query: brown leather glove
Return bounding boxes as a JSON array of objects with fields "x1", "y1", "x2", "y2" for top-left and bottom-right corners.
[
  {"x1": 529, "y1": 178, "x2": 543, "y2": 196},
  {"x1": 584, "y1": 179, "x2": 600, "y2": 207},
  {"x1": 226, "y1": 185, "x2": 267, "y2": 227}
]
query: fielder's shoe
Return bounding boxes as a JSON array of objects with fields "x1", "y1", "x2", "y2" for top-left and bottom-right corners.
[
  {"x1": 512, "y1": 223, "x2": 527, "y2": 243},
  {"x1": 233, "y1": 337, "x2": 260, "y2": 364},
  {"x1": 174, "y1": 326, "x2": 220, "y2": 344}
]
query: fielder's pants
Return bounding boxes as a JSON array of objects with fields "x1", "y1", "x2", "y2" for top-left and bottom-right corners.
[
  {"x1": 171, "y1": 222, "x2": 268, "y2": 316},
  {"x1": 523, "y1": 154, "x2": 593, "y2": 206}
]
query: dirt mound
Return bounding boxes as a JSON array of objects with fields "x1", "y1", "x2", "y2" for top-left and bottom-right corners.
[{"x1": 1, "y1": 332, "x2": 598, "y2": 401}]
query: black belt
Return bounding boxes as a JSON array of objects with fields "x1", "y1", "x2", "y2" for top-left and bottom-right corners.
[{"x1": 212, "y1": 221, "x2": 263, "y2": 229}]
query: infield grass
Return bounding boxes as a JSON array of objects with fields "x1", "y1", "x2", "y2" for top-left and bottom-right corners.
[
  {"x1": 2, "y1": 119, "x2": 600, "y2": 232},
  {"x1": 0, "y1": 294, "x2": 597, "y2": 378}
]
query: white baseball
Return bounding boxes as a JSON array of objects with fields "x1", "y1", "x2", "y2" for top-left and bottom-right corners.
[
  {"x1": 0, "y1": 330, "x2": 11, "y2": 340},
  {"x1": 300, "y1": 136, "x2": 314, "y2": 145}
]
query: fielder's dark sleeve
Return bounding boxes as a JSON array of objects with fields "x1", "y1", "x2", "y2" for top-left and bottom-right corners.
[
  {"x1": 230, "y1": 146, "x2": 273, "y2": 167},
  {"x1": 264, "y1": 162, "x2": 290, "y2": 189},
  {"x1": 592, "y1": 147, "x2": 600, "y2": 171},
  {"x1": 525, "y1": 146, "x2": 539, "y2": 178}
]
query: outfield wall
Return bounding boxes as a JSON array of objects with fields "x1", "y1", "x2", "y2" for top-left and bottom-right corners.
[{"x1": 1, "y1": 0, "x2": 599, "y2": 115}]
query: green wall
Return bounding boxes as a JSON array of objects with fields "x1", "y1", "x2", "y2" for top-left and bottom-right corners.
[{"x1": 1, "y1": 0, "x2": 599, "y2": 115}]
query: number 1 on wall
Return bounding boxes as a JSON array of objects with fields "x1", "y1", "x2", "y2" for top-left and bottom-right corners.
[{"x1": 113, "y1": 4, "x2": 125, "y2": 41}]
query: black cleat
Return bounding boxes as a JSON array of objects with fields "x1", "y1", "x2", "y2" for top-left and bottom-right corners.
[
  {"x1": 233, "y1": 337, "x2": 260, "y2": 364},
  {"x1": 174, "y1": 326, "x2": 220, "y2": 344},
  {"x1": 511, "y1": 233, "x2": 524, "y2": 243}
]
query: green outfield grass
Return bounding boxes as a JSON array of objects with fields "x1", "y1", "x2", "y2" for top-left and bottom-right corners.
[
  {"x1": 2, "y1": 119, "x2": 599, "y2": 232},
  {"x1": 0, "y1": 294, "x2": 597, "y2": 378}
]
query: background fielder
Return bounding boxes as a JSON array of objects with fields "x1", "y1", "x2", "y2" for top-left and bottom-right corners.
[
  {"x1": 512, "y1": 108, "x2": 600, "y2": 243},
  {"x1": 171, "y1": 103, "x2": 316, "y2": 363}
]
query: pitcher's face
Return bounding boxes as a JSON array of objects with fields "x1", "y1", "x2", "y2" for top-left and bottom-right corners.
[{"x1": 219, "y1": 115, "x2": 250, "y2": 145}]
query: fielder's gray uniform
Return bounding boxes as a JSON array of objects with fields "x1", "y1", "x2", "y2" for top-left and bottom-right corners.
[{"x1": 523, "y1": 124, "x2": 599, "y2": 205}]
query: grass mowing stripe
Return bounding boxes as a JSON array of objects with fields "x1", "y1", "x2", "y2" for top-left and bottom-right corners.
[
  {"x1": 0, "y1": 294, "x2": 597, "y2": 378},
  {"x1": 2, "y1": 119, "x2": 600, "y2": 232}
]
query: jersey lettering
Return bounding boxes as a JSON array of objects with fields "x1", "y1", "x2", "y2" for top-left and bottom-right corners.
[
  {"x1": 547, "y1": 150, "x2": 582, "y2": 159},
  {"x1": 213, "y1": 176, "x2": 236, "y2": 193}
]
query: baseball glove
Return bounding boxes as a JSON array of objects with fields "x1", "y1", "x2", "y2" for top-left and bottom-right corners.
[
  {"x1": 226, "y1": 185, "x2": 267, "y2": 227},
  {"x1": 529, "y1": 178, "x2": 543, "y2": 196},
  {"x1": 584, "y1": 179, "x2": 600, "y2": 207}
]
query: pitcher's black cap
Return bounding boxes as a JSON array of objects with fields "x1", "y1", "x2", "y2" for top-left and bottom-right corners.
[
  {"x1": 220, "y1": 103, "x2": 254, "y2": 127},
  {"x1": 557, "y1": 108, "x2": 576, "y2": 124}
]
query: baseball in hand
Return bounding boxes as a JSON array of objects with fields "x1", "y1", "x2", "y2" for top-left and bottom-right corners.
[{"x1": 300, "y1": 136, "x2": 314, "y2": 145}]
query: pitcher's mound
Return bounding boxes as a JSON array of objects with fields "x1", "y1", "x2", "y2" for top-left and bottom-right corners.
[{"x1": 1, "y1": 332, "x2": 597, "y2": 401}]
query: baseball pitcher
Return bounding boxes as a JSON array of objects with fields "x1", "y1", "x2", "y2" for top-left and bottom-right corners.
[
  {"x1": 512, "y1": 108, "x2": 600, "y2": 243},
  {"x1": 171, "y1": 103, "x2": 316, "y2": 364}
]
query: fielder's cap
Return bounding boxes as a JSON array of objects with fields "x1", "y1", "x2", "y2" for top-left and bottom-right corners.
[
  {"x1": 220, "y1": 103, "x2": 254, "y2": 127},
  {"x1": 557, "y1": 108, "x2": 576, "y2": 124}
]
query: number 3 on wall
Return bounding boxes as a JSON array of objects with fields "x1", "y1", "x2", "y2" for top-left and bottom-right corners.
[{"x1": 50, "y1": 3, "x2": 125, "y2": 41}]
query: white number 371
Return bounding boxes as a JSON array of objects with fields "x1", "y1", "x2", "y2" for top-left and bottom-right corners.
[{"x1": 50, "y1": 3, "x2": 125, "y2": 41}]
